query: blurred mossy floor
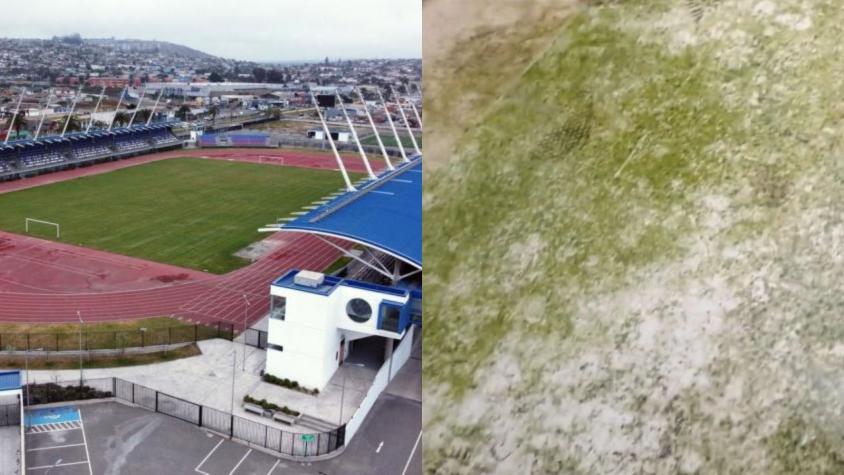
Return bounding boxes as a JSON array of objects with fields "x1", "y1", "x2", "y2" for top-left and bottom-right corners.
[{"x1": 424, "y1": 1, "x2": 844, "y2": 473}]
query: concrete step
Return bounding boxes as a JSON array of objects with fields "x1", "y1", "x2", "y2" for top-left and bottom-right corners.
[{"x1": 298, "y1": 414, "x2": 338, "y2": 432}]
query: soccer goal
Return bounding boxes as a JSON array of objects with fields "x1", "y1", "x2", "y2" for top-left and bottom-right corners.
[{"x1": 25, "y1": 218, "x2": 60, "y2": 238}]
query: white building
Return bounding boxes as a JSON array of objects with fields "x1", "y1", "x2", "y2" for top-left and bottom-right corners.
[{"x1": 265, "y1": 270, "x2": 414, "y2": 391}]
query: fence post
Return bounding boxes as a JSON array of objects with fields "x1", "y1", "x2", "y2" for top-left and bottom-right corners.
[
  {"x1": 141, "y1": 330, "x2": 144, "y2": 348},
  {"x1": 168, "y1": 327, "x2": 172, "y2": 346},
  {"x1": 265, "y1": 425, "x2": 268, "y2": 448},
  {"x1": 199, "y1": 406, "x2": 203, "y2": 427},
  {"x1": 155, "y1": 391, "x2": 159, "y2": 413},
  {"x1": 194, "y1": 324, "x2": 198, "y2": 343},
  {"x1": 230, "y1": 415, "x2": 234, "y2": 438},
  {"x1": 112, "y1": 377, "x2": 116, "y2": 397},
  {"x1": 131, "y1": 383, "x2": 135, "y2": 404}
]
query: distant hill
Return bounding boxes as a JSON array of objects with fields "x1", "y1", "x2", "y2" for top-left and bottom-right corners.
[{"x1": 84, "y1": 38, "x2": 216, "y2": 60}]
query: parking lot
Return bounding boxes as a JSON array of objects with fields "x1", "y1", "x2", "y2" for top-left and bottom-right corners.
[{"x1": 23, "y1": 398, "x2": 420, "y2": 474}]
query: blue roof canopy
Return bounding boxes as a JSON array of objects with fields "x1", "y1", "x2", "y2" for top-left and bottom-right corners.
[{"x1": 280, "y1": 157, "x2": 422, "y2": 267}]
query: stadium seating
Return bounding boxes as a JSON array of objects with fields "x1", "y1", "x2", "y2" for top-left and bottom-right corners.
[{"x1": 198, "y1": 132, "x2": 269, "y2": 148}]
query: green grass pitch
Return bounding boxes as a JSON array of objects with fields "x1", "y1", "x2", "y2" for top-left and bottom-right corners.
[{"x1": 0, "y1": 158, "x2": 360, "y2": 274}]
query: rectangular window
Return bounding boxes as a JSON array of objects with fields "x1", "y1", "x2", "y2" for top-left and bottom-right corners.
[
  {"x1": 270, "y1": 295, "x2": 286, "y2": 320},
  {"x1": 379, "y1": 304, "x2": 402, "y2": 333},
  {"x1": 268, "y1": 343, "x2": 283, "y2": 352}
]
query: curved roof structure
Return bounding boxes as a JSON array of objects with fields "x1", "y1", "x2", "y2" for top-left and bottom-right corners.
[{"x1": 276, "y1": 156, "x2": 422, "y2": 268}]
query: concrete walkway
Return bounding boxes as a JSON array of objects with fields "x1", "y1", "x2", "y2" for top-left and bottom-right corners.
[{"x1": 25, "y1": 338, "x2": 375, "y2": 433}]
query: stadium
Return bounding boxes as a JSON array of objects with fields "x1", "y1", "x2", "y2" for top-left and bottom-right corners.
[{"x1": 0, "y1": 82, "x2": 422, "y2": 473}]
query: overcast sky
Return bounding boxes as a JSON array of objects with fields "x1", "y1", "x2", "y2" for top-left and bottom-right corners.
[{"x1": 3, "y1": 0, "x2": 421, "y2": 62}]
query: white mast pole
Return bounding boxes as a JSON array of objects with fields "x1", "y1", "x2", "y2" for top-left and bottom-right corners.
[
  {"x1": 4, "y1": 90, "x2": 25, "y2": 145},
  {"x1": 146, "y1": 89, "x2": 163, "y2": 126},
  {"x1": 356, "y1": 87, "x2": 393, "y2": 171},
  {"x1": 86, "y1": 85, "x2": 107, "y2": 133},
  {"x1": 378, "y1": 88, "x2": 408, "y2": 163},
  {"x1": 61, "y1": 84, "x2": 84, "y2": 137},
  {"x1": 127, "y1": 87, "x2": 146, "y2": 128},
  {"x1": 33, "y1": 88, "x2": 53, "y2": 141},
  {"x1": 410, "y1": 102, "x2": 422, "y2": 129},
  {"x1": 108, "y1": 86, "x2": 127, "y2": 131},
  {"x1": 311, "y1": 92, "x2": 356, "y2": 192},
  {"x1": 391, "y1": 86, "x2": 420, "y2": 155},
  {"x1": 336, "y1": 90, "x2": 376, "y2": 180}
]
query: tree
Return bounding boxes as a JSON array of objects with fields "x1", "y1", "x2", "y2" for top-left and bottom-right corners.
[
  {"x1": 208, "y1": 72, "x2": 224, "y2": 83},
  {"x1": 207, "y1": 105, "x2": 219, "y2": 124},
  {"x1": 57, "y1": 115, "x2": 82, "y2": 133},
  {"x1": 175, "y1": 104, "x2": 191, "y2": 121},
  {"x1": 10, "y1": 111, "x2": 27, "y2": 138},
  {"x1": 267, "y1": 69, "x2": 284, "y2": 83},
  {"x1": 113, "y1": 111, "x2": 131, "y2": 127},
  {"x1": 252, "y1": 67, "x2": 267, "y2": 83}
]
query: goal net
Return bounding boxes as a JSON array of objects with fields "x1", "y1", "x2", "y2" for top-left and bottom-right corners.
[{"x1": 25, "y1": 218, "x2": 60, "y2": 238}]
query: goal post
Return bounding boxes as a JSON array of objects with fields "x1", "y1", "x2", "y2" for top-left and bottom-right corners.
[{"x1": 25, "y1": 218, "x2": 60, "y2": 239}]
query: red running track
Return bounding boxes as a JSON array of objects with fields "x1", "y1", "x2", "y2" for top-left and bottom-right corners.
[{"x1": 0, "y1": 147, "x2": 363, "y2": 325}]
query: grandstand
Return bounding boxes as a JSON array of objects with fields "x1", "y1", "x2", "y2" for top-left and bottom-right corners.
[
  {"x1": 199, "y1": 131, "x2": 270, "y2": 148},
  {"x1": 0, "y1": 123, "x2": 183, "y2": 182}
]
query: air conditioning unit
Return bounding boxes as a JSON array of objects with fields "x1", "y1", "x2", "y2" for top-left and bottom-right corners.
[{"x1": 295, "y1": 270, "x2": 325, "y2": 288}]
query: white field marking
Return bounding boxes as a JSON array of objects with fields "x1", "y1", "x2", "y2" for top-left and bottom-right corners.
[
  {"x1": 400, "y1": 431, "x2": 422, "y2": 475},
  {"x1": 613, "y1": 133, "x2": 649, "y2": 179},
  {"x1": 26, "y1": 443, "x2": 86, "y2": 452},
  {"x1": 376, "y1": 441, "x2": 384, "y2": 453},
  {"x1": 229, "y1": 448, "x2": 252, "y2": 475},
  {"x1": 266, "y1": 460, "x2": 280, "y2": 475},
  {"x1": 77, "y1": 411, "x2": 94, "y2": 475},
  {"x1": 392, "y1": 179, "x2": 412, "y2": 183},
  {"x1": 27, "y1": 460, "x2": 89, "y2": 471},
  {"x1": 194, "y1": 438, "x2": 224, "y2": 475},
  {"x1": 371, "y1": 191, "x2": 395, "y2": 195}
]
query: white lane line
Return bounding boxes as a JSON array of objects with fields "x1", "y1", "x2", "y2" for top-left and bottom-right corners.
[
  {"x1": 400, "y1": 430, "x2": 422, "y2": 475},
  {"x1": 376, "y1": 441, "x2": 384, "y2": 453},
  {"x1": 266, "y1": 460, "x2": 280, "y2": 475},
  {"x1": 27, "y1": 460, "x2": 89, "y2": 471},
  {"x1": 27, "y1": 443, "x2": 86, "y2": 452},
  {"x1": 229, "y1": 448, "x2": 252, "y2": 475},
  {"x1": 77, "y1": 411, "x2": 94, "y2": 475},
  {"x1": 194, "y1": 438, "x2": 224, "y2": 475}
]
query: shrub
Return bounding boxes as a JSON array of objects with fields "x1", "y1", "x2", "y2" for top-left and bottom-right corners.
[
  {"x1": 24, "y1": 383, "x2": 112, "y2": 406},
  {"x1": 262, "y1": 373, "x2": 319, "y2": 395},
  {"x1": 243, "y1": 394, "x2": 300, "y2": 417}
]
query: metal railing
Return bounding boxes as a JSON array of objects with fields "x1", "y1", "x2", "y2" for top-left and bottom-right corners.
[
  {"x1": 0, "y1": 321, "x2": 234, "y2": 353},
  {"x1": 243, "y1": 328, "x2": 268, "y2": 350},
  {"x1": 0, "y1": 402, "x2": 20, "y2": 426},
  {"x1": 37, "y1": 377, "x2": 345, "y2": 457}
]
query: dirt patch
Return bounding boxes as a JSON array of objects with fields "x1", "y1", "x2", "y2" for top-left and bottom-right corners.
[{"x1": 422, "y1": 0, "x2": 581, "y2": 171}]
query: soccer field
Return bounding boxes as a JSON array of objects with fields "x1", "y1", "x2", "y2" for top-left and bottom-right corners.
[{"x1": 0, "y1": 158, "x2": 358, "y2": 274}]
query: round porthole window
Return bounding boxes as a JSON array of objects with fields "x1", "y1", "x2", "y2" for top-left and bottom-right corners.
[{"x1": 346, "y1": 298, "x2": 372, "y2": 323}]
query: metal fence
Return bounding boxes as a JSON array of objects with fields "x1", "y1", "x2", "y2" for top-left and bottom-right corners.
[
  {"x1": 243, "y1": 328, "x2": 268, "y2": 350},
  {"x1": 51, "y1": 377, "x2": 345, "y2": 458},
  {"x1": 0, "y1": 321, "x2": 234, "y2": 352},
  {"x1": 0, "y1": 402, "x2": 20, "y2": 426}
]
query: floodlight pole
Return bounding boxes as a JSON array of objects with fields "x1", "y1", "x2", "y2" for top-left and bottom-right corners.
[
  {"x1": 377, "y1": 88, "x2": 408, "y2": 163},
  {"x1": 86, "y1": 85, "x2": 107, "y2": 133},
  {"x1": 127, "y1": 87, "x2": 147, "y2": 129},
  {"x1": 356, "y1": 88, "x2": 393, "y2": 171},
  {"x1": 336, "y1": 90, "x2": 376, "y2": 180},
  {"x1": 77, "y1": 311, "x2": 84, "y2": 387},
  {"x1": 61, "y1": 84, "x2": 84, "y2": 137},
  {"x1": 33, "y1": 89, "x2": 54, "y2": 141},
  {"x1": 230, "y1": 350, "x2": 236, "y2": 415},
  {"x1": 391, "y1": 87, "x2": 420, "y2": 155},
  {"x1": 146, "y1": 89, "x2": 163, "y2": 126},
  {"x1": 310, "y1": 92, "x2": 356, "y2": 192},
  {"x1": 108, "y1": 86, "x2": 127, "y2": 131},
  {"x1": 4, "y1": 90, "x2": 24, "y2": 145},
  {"x1": 242, "y1": 295, "x2": 249, "y2": 372}
]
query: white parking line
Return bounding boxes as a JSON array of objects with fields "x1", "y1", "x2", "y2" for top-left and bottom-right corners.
[
  {"x1": 194, "y1": 438, "x2": 224, "y2": 475},
  {"x1": 229, "y1": 448, "x2": 252, "y2": 475},
  {"x1": 376, "y1": 441, "x2": 384, "y2": 453},
  {"x1": 266, "y1": 460, "x2": 280, "y2": 475},
  {"x1": 77, "y1": 412, "x2": 94, "y2": 475},
  {"x1": 27, "y1": 443, "x2": 86, "y2": 452},
  {"x1": 27, "y1": 460, "x2": 89, "y2": 471},
  {"x1": 400, "y1": 430, "x2": 422, "y2": 475}
]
